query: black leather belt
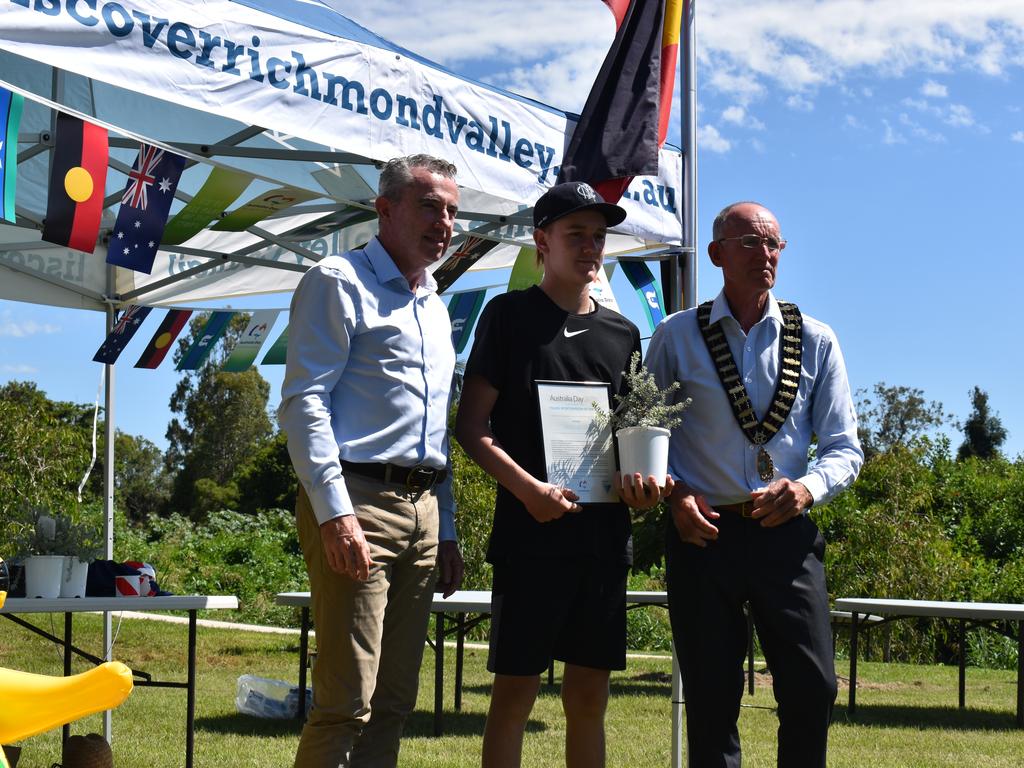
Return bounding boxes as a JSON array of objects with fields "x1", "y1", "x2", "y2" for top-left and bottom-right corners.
[{"x1": 341, "y1": 460, "x2": 447, "y2": 491}]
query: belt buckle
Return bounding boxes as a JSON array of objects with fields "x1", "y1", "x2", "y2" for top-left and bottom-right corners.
[
  {"x1": 740, "y1": 502, "x2": 754, "y2": 518},
  {"x1": 405, "y1": 465, "x2": 436, "y2": 491}
]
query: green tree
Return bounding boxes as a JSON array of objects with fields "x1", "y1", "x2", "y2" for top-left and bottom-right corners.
[
  {"x1": 235, "y1": 432, "x2": 297, "y2": 515},
  {"x1": 165, "y1": 313, "x2": 274, "y2": 518},
  {"x1": 114, "y1": 431, "x2": 171, "y2": 524},
  {"x1": 0, "y1": 381, "x2": 93, "y2": 522},
  {"x1": 957, "y1": 386, "x2": 1007, "y2": 461},
  {"x1": 856, "y1": 381, "x2": 949, "y2": 460}
]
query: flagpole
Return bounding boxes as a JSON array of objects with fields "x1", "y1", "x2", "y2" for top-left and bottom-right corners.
[
  {"x1": 682, "y1": 0, "x2": 697, "y2": 312},
  {"x1": 671, "y1": 10, "x2": 697, "y2": 768}
]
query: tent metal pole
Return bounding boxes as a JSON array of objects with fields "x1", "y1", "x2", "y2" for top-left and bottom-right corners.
[
  {"x1": 671, "y1": 10, "x2": 697, "y2": 768},
  {"x1": 103, "y1": 271, "x2": 116, "y2": 745},
  {"x1": 682, "y1": 0, "x2": 698, "y2": 313}
]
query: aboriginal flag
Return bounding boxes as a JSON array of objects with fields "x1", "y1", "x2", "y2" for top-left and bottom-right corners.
[
  {"x1": 42, "y1": 113, "x2": 109, "y2": 253},
  {"x1": 558, "y1": 0, "x2": 681, "y2": 203},
  {"x1": 135, "y1": 308, "x2": 192, "y2": 369}
]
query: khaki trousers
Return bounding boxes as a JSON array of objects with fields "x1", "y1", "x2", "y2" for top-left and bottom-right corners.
[{"x1": 293, "y1": 474, "x2": 439, "y2": 768}]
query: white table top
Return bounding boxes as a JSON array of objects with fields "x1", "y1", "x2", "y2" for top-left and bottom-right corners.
[
  {"x1": 836, "y1": 598, "x2": 1024, "y2": 622},
  {"x1": 276, "y1": 590, "x2": 670, "y2": 613},
  {"x1": 1, "y1": 595, "x2": 239, "y2": 614}
]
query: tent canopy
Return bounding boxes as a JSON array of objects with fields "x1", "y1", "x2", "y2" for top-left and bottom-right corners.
[{"x1": 0, "y1": 0, "x2": 682, "y2": 312}]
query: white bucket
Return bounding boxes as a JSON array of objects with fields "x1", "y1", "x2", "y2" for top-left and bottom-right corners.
[
  {"x1": 60, "y1": 557, "x2": 90, "y2": 598},
  {"x1": 616, "y1": 426, "x2": 671, "y2": 483},
  {"x1": 24, "y1": 555, "x2": 66, "y2": 599}
]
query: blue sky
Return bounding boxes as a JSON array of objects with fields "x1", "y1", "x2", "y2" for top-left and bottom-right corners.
[{"x1": 1, "y1": 0, "x2": 1021, "y2": 458}]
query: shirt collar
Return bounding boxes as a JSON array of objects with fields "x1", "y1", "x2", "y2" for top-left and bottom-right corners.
[
  {"x1": 709, "y1": 289, "x2": 782, "y2": 328},
  {"x1": 364, "y1": 236, "x2": 439, "y2": 294}
]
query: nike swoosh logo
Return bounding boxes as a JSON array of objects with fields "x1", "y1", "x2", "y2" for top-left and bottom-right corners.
[{"x1": 563, "y1": 328, "x2": 589, "y2": 338}]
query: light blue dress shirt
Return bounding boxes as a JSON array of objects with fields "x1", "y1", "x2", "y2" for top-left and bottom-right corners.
[
  {"x1": 278, "y1": 237, "x2": 457, "y2": 540},
  {"x1": 646, "y1": 290, "x2": 863, "y2": 507}
]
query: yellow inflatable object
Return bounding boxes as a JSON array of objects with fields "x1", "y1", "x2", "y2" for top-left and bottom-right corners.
[
  {"x1": 0, "y1": 559, "x2": 134, "y2": 768},
  {"x1": 0, "y1": 661, "x2": 134, "y2": 744}
]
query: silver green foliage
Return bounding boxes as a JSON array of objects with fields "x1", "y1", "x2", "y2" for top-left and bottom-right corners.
[{"x1": 595, "y1": 351, "x2": 692, "y2": 431}]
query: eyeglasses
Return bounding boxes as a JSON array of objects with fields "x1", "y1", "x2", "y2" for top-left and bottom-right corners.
[{"x1": 717, "y1": 234, "x2": 786, "y2": 253}]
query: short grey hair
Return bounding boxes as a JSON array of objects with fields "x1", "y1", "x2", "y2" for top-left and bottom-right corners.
[
  {"x1": 711, "y1": 200, "x2": 770, "y2": 241},
  {"x1": 378, "y1": 154, "x2": 458, "y2": 201}
]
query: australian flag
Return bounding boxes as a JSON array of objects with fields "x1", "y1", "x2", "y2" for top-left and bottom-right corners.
[
  {"x1": 92, "y1": 304, "x2": 152, "y2": 364},
  {"x1": 107, "y1": 143, "x2": 186, "y2": 274}
]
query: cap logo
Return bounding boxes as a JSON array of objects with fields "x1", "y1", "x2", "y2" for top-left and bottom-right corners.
[{"x1": 575, "y1": 183, "x2": 596, "y2": 201}]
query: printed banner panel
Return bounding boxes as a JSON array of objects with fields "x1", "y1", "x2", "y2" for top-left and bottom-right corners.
[{"x1": 0, "y1": 0, "x2": 682, "y2": 244}]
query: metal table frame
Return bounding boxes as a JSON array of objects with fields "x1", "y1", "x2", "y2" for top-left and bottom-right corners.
[
  {"x1": 835, "y1": 597, "x2": 1024, "y2": 727},
  {"x1": 1, "y1": 595, "x2": 239, "y2": 767}
]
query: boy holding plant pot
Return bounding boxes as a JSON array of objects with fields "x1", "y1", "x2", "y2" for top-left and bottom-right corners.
[{"x1": 456, "y1": 182, "x2": 672, "y2": 768}]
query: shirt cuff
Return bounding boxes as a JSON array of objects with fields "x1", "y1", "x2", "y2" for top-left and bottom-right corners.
[
  {"x1": 796, "y1": 472, "x2": 828, "y2": 508},
  {"x1": 307, "y1": 475, "x2": 356, "y2": 525}
]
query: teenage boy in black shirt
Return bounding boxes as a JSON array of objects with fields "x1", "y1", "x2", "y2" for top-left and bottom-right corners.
[{"x1": 456, "y1": 182, "x2": 673, "y2": 768}]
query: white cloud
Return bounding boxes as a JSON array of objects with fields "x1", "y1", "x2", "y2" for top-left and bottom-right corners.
[
  {"x1": 882, "y1": 119, "x2": 906, "y2": 145},
  {"x1": 2, "y1": 364, "x2": 38, "y2": 375},
  {"x1": 1012, "y1": 131, "x2": 1024, "y2": 143},
  {"x1": 898, "y1": 113, "x2": 946, "y2": 143},
  {"x1": 698, "y1": 125, "x2": 732, "y2": 153},
  {"x1": 845, "y1": 114, "x2": 863, "y2": 129},
  {"x1": 721, "y1": 105, "x2": 765, "y2": 130},
  {"x1": 921, "y1": 80, "x2": 948, "y2": 98},
  {"x1": 0, "y1": 314, "x2": 60, "y2": 337},
  {"x1": 946, "y1": 103, "x2": 976, "y2": 127},
  {"x1": 697, "y1": 2, "x2": 1024, "y2": 100},
  {"x1": 786, "y1": 94, "x2": 814, "y2": 112}
]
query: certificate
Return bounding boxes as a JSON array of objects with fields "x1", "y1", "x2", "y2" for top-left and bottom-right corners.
[{"x1": 536, "y1": 380, "x2": 617, "y2": 504}]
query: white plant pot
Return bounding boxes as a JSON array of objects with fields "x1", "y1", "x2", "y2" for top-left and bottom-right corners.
[
  {"x1": 60, "y1": 557, "x2": 90, "y2": 598},
  {"x1": 616, "y1": 426, "x2": 671, "y2": 483},
  {"x1": 24, "y1": 555, "x2": 66, "y2": 599}
]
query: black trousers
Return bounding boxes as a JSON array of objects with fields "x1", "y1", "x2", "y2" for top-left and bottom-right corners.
[{"x1": 666, "y1": 511, "x2": 837, "y2": 768}]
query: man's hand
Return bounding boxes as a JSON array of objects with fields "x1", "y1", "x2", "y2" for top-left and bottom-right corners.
[
  {"x1": 436, "y1": 540, "x2": 465, "y2": 598},
  {"x1": 750, "y1": 479, "x2": 813, "y2": 527},
  {"x1": 524, "y1": 482, "x2": 581, "y2": 523},
  {"x1": 618, "y1": 473, "x2": 675, "y2": 511},
  {"x1": 669, "y1": 484, "x2": 719, "y2": 546},
  {"x1": 320, "y1": 514, "x2": 373, "y2": 580}
]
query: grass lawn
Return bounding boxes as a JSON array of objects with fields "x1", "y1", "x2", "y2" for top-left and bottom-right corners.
[{"x1": 1, "y1": 611, "x2": 1022, "y2": 767}]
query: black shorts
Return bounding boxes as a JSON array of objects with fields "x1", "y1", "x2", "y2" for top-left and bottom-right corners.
[{"x1": 487, "y1": 558, "x2": 629, "y2": 676}]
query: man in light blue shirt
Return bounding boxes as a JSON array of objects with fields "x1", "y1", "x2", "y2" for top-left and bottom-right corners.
[
  {"x1": 646, "y1": 201, "x2": 862, "y2": 768},
  {"x1": 279, "y1": 154, "x2": 464, "y2": 768}
]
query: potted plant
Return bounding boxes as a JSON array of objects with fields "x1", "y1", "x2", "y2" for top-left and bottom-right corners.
[
  {"x1": 61, "y1": 519, "x2": 104, "y2": 598},
  {"x1": 8, "y1": 506, "x2": 103, "y2": 598},
  {"x1": 13, "y1": 508, "x2": 68, "y2": 598},
  {"x1": 595, "y1": 351, "x2": 692, "y2": 484}
]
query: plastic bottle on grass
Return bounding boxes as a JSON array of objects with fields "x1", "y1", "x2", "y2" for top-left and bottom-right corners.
[{"x1": 236, "y1": 675, "x2": 312, "y2": 719}]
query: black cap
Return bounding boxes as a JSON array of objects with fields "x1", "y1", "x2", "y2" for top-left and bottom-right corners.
[{"x1": 533, "y1": 182, "x2": 627, "y2": 229}]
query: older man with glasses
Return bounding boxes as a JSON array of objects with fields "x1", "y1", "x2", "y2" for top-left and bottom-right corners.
[{"x1": 646, "y1": 201, "x2": 863, "y2": 767}]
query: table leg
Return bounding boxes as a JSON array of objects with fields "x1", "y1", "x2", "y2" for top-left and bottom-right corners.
[
  {"x1": 849, "y1": 612, "x2": 859, "y2": 717},
  {"x1": 1016, "y1": 621, "x2": 1023, "y2": 728},
  {"x1": 186, "y1": 610, "x2": 197, "y2": 768},
  {"x1": 433, "y1": 612, "x2": 444, "y2": 737},
  {"x1": 63, "y1": 612, "x2": 72, "y2": 745},
  {"x1": 297, "y1": 607, "x2": 309, "y2": 723},
  {"x1": 958, "y1": 619, "x2": 966, "y2": 710},
  {"x1": 671, "y1": 649, "x2": 684, "y2": 768},
  {"x1": 454, "y1": 612, "x2": 465, "y2": 711},
  {"x1": 746, "y1": 610, "x2": 754, "y2": 695}
]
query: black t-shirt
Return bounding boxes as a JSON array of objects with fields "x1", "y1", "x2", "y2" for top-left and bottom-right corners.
[{"x1": 464, "y1": 285, "x2": 642, "y2": 565}]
